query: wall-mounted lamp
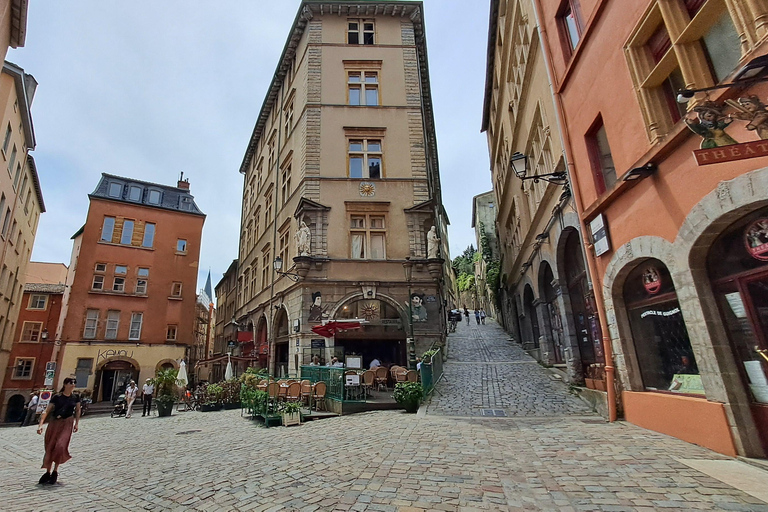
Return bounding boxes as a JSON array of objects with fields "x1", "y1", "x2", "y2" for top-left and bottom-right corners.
[
  {"x1": 273, "y1": 256, "x2": 300, "y2": 282},
  {"x1": 677, "y1": 56, "x2": 768, "y2": 103},
  {"x1": 622, "y1": 162, "x2": 657, "y2": 182},
  {"x1": 41, "y1": 329, "x2": 49, "y2": 341},
  {"x1": 509, "y1": 152, "x2": 568, "y2": 185}
]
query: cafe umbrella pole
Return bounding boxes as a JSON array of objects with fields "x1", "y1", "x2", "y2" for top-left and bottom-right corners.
[{"x1": 403, "y1": 257, "x2": 417, "y2": 370}]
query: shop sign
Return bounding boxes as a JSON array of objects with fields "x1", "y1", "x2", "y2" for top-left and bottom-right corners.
[
  {"x1": 642, "y1": 266, "x2": 662, "y2": 295},
  {"x1": 589, "y1": 214, "x2": 610, "y2": 257},
  {"x1": 694, "y1": 139, "x2": 768, "y2": 165},
  {"x1": 310, "y1": 338, "x2": 325, "y2": 349},
  {"x1": 744, "y1": 218, "x2": 768, "y2": 261}
]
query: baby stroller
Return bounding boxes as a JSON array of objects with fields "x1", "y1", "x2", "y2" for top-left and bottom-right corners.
[{"x1": 111, "y1": 394, "x2": 127, "y2": 418}]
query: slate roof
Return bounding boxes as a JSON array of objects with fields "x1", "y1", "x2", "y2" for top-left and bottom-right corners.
[
  {"x1": 89, "y1": 173, "x2": 205, "y2": 217},
  {"x1": 24, "y1": 283, "x2": 66, "y2": 294}
]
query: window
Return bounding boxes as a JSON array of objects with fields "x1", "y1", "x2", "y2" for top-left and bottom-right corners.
[
  {"x1": 28, "y1": 294, "x2": 47, "y2": 310},
  {"x1": 254, "y1": 207, "x2": 261, "y2": 242},
  {"x1": 92, "y1": 275, "x2": 104, "y2": 290},
  {"x1": 350, "y1": 214, "x2": 386, "y2": 259},
  {"x1": 137, "y1": 267, "x2": 149, "y2": 277},
  {"x1": 557, "y1": 0, "x2": 583, "y2": 56},
  {"x1": 348, "y1": 72, "x2": 379, "y2": 106},
  {"x1": 21, "y1": 321, "x2": 43, "y2": 342},
  {"x1": 265, "y1": 190, "x2": 273, "y2": 227},
  {"x1": 166, "y1": 325, "x2": 178, "y2": 341},
  {"x1": 115, "y1": 265, "x2": 127, "y2": 275},
  {"x1": 75, "y1": 358, "x2": 93, "y2": 388},
  {"x1": 142, "y1": 223, "x2": 155, "y2": 248},
  {"x1": 279, "y1": 227, "x2": 290, "y2": 270},
  {"x1": 113, "y1": 277, "x2": 126, "y2": 292},
  {"x1": 1, "y1": 207, "x2": 11, "y2": 238},
  {"x1": 121, "y1": 220, "x2": 134, "y2": 245},
  {"x1": 348, "y1": 20, "x2": 375, "y2": 45},
  {"x1": 108, "y1": 182, "x2": 122, "y2": 198},
  {"x1": 135, "y1": 279, "x2": 147, "y2": 294},
  {"x1": 171, "y1": 282, "x2": 182, "y2": 297},
  {"x1": 348, "y1": 139, "x2": 382, "y2": 179},
  {"x1": 12, "y1": 164, "x2": 20, "y2": 190},
  {"x1": 281, "y1": 163, "x2": 292, "y2": 206},
  {"x1": 128, "y1": 185, "x2": 142, "y2": 201},
  {"x1": 95, "y1": 263, "x2": 107, "y2": 272},
  {"x1": 84, "y1": 309, "x2": 99, "y2": 339},
  {"x1": 7, "y1": 145, "x2": 16, "y2": 175},
  {"x1": 176, "y1": 239, "x2": 187, "y2": 253},
  {"x1": 105, "y1": 311, "x2": 120, "y2": 340},
  {"x1": 147, "y1": 189, "x2": 162, "y2": 205},
  {"x1": 586, "y1": 118, "x2": 617, "y2": 195},
  {"x1": 261, "y1": 246, "x2": 271, "y2": 290},
  {"x1": 13, "y1": 358, "x2": 33, "y2": 379},
  {"x1": 129, "y1": 312, "x2": 143, "y2": 340},
  {"x1": 284, "y1": 98, "x2": 294, "y2": 138},
  {"x1": 101, "y1": 216, "x2": 115, "y2": 242},
  {"x1": 2, "y1": 123, "x2": 10, "y2": 154}
]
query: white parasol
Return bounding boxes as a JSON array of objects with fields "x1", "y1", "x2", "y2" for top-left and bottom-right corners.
[
  {"x1": 176, "y1": 360, "x2": 188, "y2": 387},
  {"x1": 225, "y1": 354, "x2": 234, "y2": 381}
]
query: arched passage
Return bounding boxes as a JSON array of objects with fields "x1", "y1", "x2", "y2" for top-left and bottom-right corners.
[
  {"x1": 255, "y1": 316, "x2": 268, "y2": 370},
  {"x1": 4, "y1": 394, "x2": 26, "y2": 423},
  {"x1": 539, "y1": 261, "x2": 565, "y2": 364},
  {"x1": 273, "y1": 308, "x2": 290, "y2": 377},
  {"x1": 522, "y1": 284, "x2": 540, "y2": 349},
  {"x1": 333, "y1": 295, "x2": 407, "y2": 367},
  {"x1": 94, "y1": 358, "x2": 139, "y2": 402}
]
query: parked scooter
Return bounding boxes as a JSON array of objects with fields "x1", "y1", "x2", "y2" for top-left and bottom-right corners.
[
  {"x1": 79, "y1": 396, "x2": 91, "y2": 416},
  {"x1": 110, "y1": 394, "x2": 127, "y2": 418}
]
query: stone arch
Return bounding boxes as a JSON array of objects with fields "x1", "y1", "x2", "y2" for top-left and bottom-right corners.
[
  {"x1": 330, "y1": 292, "x2": 407, "y2": 323},
  {"x1": 154, "y1": 359, "x2": 179, "y2": 372},
  {"x1": 96, "y1": 355, "x2": 142, "y2": 372},
  {"x1": 5, "y1": 394, "x2": 26, "y2": 423}
]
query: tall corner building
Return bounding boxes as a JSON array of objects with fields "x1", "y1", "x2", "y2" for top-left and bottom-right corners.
[{"x1": 236, "y1": 1, "x2": 449, "y2": 377}]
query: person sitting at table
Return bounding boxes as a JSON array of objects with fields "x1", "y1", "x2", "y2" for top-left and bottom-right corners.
[
  {"x1": 369, "y1": 358, "x2": 381, "y2": 369},
  {"x1": 330, "y1": 357, "x2": 344, "y2": 367},
  {"x1": 309, "y1": 355, "x2": 321, "y2": 366}
]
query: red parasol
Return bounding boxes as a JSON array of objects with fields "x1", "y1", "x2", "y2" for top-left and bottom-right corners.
[{"x1": 310, "y1": 321, "x2": 362, "y2": 338}]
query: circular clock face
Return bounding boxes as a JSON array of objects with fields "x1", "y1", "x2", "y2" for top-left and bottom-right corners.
[{"x1": 359, "y1": 182, "x2": 375, "y2": 197}]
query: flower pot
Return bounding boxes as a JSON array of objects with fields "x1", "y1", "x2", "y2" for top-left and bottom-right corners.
[
  {"x1": 201, "y1": 403, "x2": 222, "y2": 412},
  {"x1": 223, "y1": 402, "x2": 241, "y2": 410},
  {"x1": 157, "y1": 401, "x2": 174, "y2": 417},
  {"x1": 594, "y1": 379, "x2": 607, "y2": 392},
  {"x1": 282, "y1": 411, "x2": 301, "y2": 427},
  {"x1": 584, "y1": 378, "x2": 596, "y2": 390},
  {"x1": 401, "y1": 400, "x2": 420, "y2": 413}
]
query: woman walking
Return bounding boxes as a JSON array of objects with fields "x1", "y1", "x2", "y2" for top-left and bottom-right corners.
[{"x1": 37, "y1": 377, "x2": 80, "y2": 485}]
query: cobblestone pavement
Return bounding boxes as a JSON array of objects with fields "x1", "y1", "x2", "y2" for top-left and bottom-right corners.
[
  {"x1": 0, "y1": 319, "x2": 765, "y2": 511},
  {"x1": 425, "y1": 319, "x2": 593, "y2": 417}
]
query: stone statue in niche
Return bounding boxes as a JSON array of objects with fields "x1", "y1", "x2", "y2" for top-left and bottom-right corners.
[
  {"x1": 427, "y1": 225, "x2": 440, "y2": 259},
  {"x1": 727, "y1": 95, "x2": 768, "y2": 140},
  {"x1": 684, "y1": 101, "x2": 738, "y2": 149},
  {"x1": 295, "y1": 220, "x2": 311, "y2": 256}
]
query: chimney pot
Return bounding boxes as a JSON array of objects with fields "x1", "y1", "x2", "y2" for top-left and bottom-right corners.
[{"x1": 177, "y1": 179, "x2": 190, "y2": 190}]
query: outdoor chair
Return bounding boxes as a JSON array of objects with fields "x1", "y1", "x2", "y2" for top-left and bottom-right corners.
[
  {"x1": 266, "y1": 382, "x2": 279, "y2": 399},
  {"x1": 278, "y1": 383, "x2": 288, "y2": 401},
  {"x1": 362, "y1": 370, "x2": 375, "y2": 396},
  {"x1": 406, "y1": 370, "x2": 418, "y2": 382},
  {"x1": 375, "y1": 366, "x2": 388, "y2": 391},
  {"x1": 286, "y1": 382, "x2": 301, "y2": 401},
  {"x1": 395, "y1": 369, "x2": 408, "y2": 382},
  {"x1": 312, "y1": 381, "x2": 327, "y2": 411},
  {"x1": 300, "y1": 380, "x2": 312, "y2": 405}
]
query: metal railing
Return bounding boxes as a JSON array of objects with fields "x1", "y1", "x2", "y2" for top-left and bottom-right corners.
[
  {"x1": 419, "y1": 348, "x2": 443, "y2": 396},
  {"x1": 299, "y1": 366, "x2": 366, "y2": 402}
]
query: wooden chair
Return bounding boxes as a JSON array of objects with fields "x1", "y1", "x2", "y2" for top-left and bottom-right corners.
[
  {"x1": 300, "y1": 380, "x2": 312, "y2": 405},
  {"x1": 395, "y1": 368, "x2": 408, "y2": 382},
  {"x1": 405, "y1": 370, "x2": 418, "y2": 382},
  {"x1": 362, "y1": 370, "x2": 375, "y2": 396},
  {"x1": 278, "y1": 383, "x2": 288, "y2": 401},
  {"x1": 312, "y1": 381, "x2": 327, "y2": 411},
  {"x1": 266, "y1": 382, "x2": 280, "y2": 399},
  {"x1": 375, "y1": 366, "x2": 388, "y2": 391},
  {"x1": 286, "y1": 382, "x2": 301, "y2": 401}
]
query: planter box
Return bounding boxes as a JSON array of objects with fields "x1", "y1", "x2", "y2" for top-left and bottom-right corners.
[
  {"x1": 584, "y1": 378, "x2": 596, "y2": 390},
  {"x1": 282, "y1": 411, "x2": 301, "y2": 427},
  {"x1": 157, "y1": 401, "x2": 174, "y2": 417},
  {"x1": 593, "y1": 379, "x2": 607, "y2": 392},
  {"x1": 201, "y1": 403, "x2": 222, "y2": 412},
  {"x1": 223, "y1": 402, "x2": 241, "y2": 410}
]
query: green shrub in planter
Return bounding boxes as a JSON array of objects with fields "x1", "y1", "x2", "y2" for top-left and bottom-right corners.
[
  {"x1": 280, "y1": 401, "x2": 302, "y2": 426},
  {"x1": 150, "y1": 368, "x2": 179, "y2": 417},
  {"x1": 421, "y1": 349, "x2": 438, "y2": 362},
  {"x1": 393, "y1": 382, "x2": 423, "y2": 413}
]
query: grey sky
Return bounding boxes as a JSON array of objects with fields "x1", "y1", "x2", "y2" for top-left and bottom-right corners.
[{"x1": 11, "y1": 1, "x2": 491, "y2": 289}]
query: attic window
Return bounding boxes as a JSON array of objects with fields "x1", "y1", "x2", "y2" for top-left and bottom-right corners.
[
  {"x1": 179, "y1": 197, "x2": 192, "y2": 211},
  {"x1": 147, "y1": 189, "x2": 162, "y2": 205},
  {"x1": 108, "y1": 182, "x2": 122, "y2": 198},
  {"x1": 128, "y1": 185, "x2": 142, "y2": 201}
]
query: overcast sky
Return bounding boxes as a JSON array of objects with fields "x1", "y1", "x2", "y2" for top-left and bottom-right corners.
[{"x1": 11, "y1": 1, "x2": 492, "y2": 290}]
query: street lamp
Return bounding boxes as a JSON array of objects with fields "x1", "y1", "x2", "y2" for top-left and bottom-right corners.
[
  {"x1": 402, "y1": 257, "x2": 417, "y2": 370},
  {"x1": 273, "y1": 256, "x2": 301, "y2": 282},
  {"x1": 677, "y1": 55, "x2": 768, "y2": 103},
  {"x1": 509, "y1": 151, "x2": 568, "y2": 184}
]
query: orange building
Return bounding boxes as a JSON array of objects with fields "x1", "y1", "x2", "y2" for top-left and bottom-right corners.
[
  {"x1": 528, "y1": 0, "x2": 768, "y2": 457},
  {"x1": 57, "y1": 174, "x2": 205, "y2": 402}
]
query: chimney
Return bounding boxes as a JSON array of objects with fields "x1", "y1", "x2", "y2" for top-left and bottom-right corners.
[{"x1": 177, "y1": 171, "x2": 190, "y2": 190}]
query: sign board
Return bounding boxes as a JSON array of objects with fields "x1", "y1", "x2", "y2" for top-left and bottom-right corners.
[
  {"x1": 345, "y1": 374, "x2": 360, "y2": 386},
  {"x1": 44, "y1": 362, "x2": 56, "y2": 386},
  {"x1": 45, "y1": 362, "x2": 56, "y2": 372},
  {"x1": 589, "y1": 214, "x2": 610, "y2": 257},
  {"x1": 345, "y1": 355, "x2": 363, "y2": 369},
  {"x1": 694, "y1": 139, "x2": 768, "y2": 166},
  {"x1": 36, "y1": 390, "x2": 52, "y2": 414},
  {"x1": 310, "y1": 339, "x2": 325, "y2": 349},
  {"x1": 227, "y1": 341, "x2": 236, "y2": 348}
]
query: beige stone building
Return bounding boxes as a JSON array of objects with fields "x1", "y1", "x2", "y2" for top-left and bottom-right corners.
[
  {"x1": 0, "y1": 60, "x2": 44, "y2": 395},
  {"x1": 235, "y1": 1, "x2": 449, "y2": 377},
  {"x1": 0, "y1": 0, "x2": 26, "y2": 64},
  {"x1": 482, "y1": 0, "x2": 598, "y2": 383}
]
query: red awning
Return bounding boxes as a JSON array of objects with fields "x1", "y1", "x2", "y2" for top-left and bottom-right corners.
[
  {"x1": 310, "y1": 321, "x2": 362, "y2": 338},
  {"x1": 237, "y1": 331, "x2": 254, "y2": 342}
]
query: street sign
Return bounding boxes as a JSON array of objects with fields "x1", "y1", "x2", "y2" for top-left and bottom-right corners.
[
  {"x1": 36, "y1": 390, "x2": 52, "y2": 414},
  {"x1": 44, "y1": 362, "x2": 56, "y2": 386}
]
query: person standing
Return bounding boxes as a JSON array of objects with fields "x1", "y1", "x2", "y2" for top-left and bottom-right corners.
[
  {"x1": 480, "y1": 309, "x2": 486, "y2": 325},
  {"x1": 474, "y1": 310, "x2": 481, "y2": 325},
  {"x1": 124, "y1": 380, "x2": 138, "y2": 419},
  {"x1": 463, "y1": 307, "x2": 470, "y2": 325},
  {"x1": 21, "y1": 391, "x2": 39, "y2": 427},
  {"x1": 142, "y1": 378, "x2": 154, "y2": 417},
  {"x1": 37, "y1": 377, "x2": 80, "y2": 485}
]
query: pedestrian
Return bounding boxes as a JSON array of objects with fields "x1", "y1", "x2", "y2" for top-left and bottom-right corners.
[
  {"x1": 416, "y1": 357, "x2": 422, "y2": 372},
  {"x1": 37, "y1": 377, "x2": 80, "y2": 485},
  {"x1": 142, "y1": 378, "x2": 154, "y2": 417},
  {"x1": 20, "y1": 390, "x2": 39, "y2": 427},
  {"x1": 124, "y1": 380, "x2": 138, "y2": 419},
  {"x1": 474, "y1": 309, "x2": 481, "y2": 324},
  {"x1": 480, "y1": 309, "x2": 486, "y2": 325},
  {"x1": 463, "y1": 306, "x2": 470, "y2": 325}
]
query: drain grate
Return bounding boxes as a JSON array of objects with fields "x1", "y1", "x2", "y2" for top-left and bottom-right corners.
[
  {"x1": 175, "y1": 429, "x2": 203, "y2": 435},
  {"x1": 481, "y1": 409, "x2": 507, "y2": 417}
]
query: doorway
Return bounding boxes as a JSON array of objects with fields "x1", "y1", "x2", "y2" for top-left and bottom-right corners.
[
  {"x1": 97, "y1": 361, "x2": 137, "y2": 402},
  {"x1": 5, "y1": 394, "x2": 26, "y2": 423}
]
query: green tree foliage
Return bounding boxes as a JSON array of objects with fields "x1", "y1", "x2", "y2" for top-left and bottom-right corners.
[
  {"x1": 452, "y1": 245, "x2": 477, "y2": 293},
  {"x1": 457, "y1": 272, "x2": 475, "y2": 292}
]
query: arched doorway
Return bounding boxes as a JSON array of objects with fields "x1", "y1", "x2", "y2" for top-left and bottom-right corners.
[
  {"x1": 706, "y1": 207, "x2": 768, "y2": 452},
  {"x1": 334, "y1": 297, "x2": 407, "y2": 367},
  {"x1": 5, "y1": 394, "x2": 26, "y2": 423},
  {"x1": 522, "y1": 284, "x2": 540, "y2": 350},
  {"x1": 273, "y1": 309, "x2": 289, "y2": 377},
  {"x1": 562, "y1": 228, "x2": 603, "y2": 375},
  {"x1": 256, "y1": 317, "x2": 268, "y2": 370},
  {"x1": 623, "y1": 258, "x2": 698, "y2": 392},
  {"x1": 539, "y1": 261, "x2": 565, "y2": 364},
  {"x1": 94, "y1": 360, "x2": 138, "y2": 403}
]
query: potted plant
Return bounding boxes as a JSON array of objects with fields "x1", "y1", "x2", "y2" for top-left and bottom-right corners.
[
  {"x1": 151, "y1": 368, "x2": 179, "y2": 417},
  {"x1": 222, "y1": 379, "x2": 242, "y2": 409},
  {"x1": 280, "y1": 401, "x2": 302, "y2": 427},
  {"x1": 202, "y1": 383, "x2": 223, "y2": 411},
  {"x1": 393, "y1": 381, "x2": 423, "y2": 413},
  {"x1": 422, "y1": 349, "x2": 438, "y2": 363}
]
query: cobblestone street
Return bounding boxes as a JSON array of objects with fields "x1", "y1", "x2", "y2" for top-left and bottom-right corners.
[{"x1": 0, "y1": 319, "x2": 766, "y2": 511}]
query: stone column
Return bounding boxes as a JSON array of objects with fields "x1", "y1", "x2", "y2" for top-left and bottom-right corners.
[{"x1": 535, "y1": 299, "x2": 555, "y2": 365}]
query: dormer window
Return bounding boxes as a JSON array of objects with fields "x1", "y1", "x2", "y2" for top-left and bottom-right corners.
[
  {"x1": 179, "y1": 196, "x2": 192, "y2": 211},
  {"x1": 147, "y1": 189, "x2": 162, "y2": 205},
  {"x1": 128, "y1": 185, "x2": 142, "y2": 202},
  {"x1": 108, "y1": 182, "x2": 122, "y2": 198}
]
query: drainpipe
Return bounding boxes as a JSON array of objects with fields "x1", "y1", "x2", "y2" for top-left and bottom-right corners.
[{"x1": 530, "y1": 0, "x2": 617, "y2": 421}]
